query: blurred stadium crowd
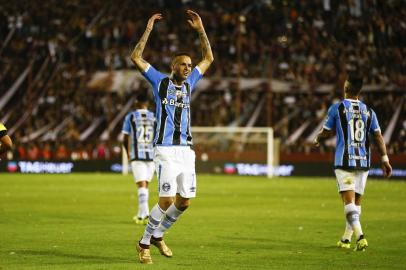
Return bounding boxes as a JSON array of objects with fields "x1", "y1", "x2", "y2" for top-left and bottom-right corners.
[{"x1": 0, "y1": 0, "x2": 405, "y2": 160}]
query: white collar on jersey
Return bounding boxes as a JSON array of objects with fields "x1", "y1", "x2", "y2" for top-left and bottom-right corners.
[{"x1": 344, "y1": 98, "x2": 359, "y2": 102}]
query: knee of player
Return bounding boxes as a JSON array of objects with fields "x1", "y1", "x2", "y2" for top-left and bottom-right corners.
[
  {"x1": 158, "y1": 197, "x2": 174, "y2": 210},
  {"x1": 137, "y1": 181, "x2": 148, "y2": 188},
  {"x1": 175, "y1": 199, "x2": 190, "y2": 211}
]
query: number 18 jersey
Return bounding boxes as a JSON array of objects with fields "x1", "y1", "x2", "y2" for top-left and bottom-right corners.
[
  {"x1": 122, "y1": 109, "x2": 156, "y2": 161},
  {"x1": 323, "y1": 99, "x2": 381, "y2": 171}
]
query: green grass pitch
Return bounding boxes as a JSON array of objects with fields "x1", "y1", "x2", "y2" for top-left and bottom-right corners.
[{"x1": 1, "y1": 173, "x2": 406, "y2": 270}]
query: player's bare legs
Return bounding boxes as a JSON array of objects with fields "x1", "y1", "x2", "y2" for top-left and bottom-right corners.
[{"x1": 137, "y1": 182, "x2": 148, "y2": 188}]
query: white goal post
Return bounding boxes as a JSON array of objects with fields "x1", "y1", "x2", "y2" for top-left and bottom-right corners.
[
  {"x1": 192, "y1": 126, "x2": 275, "y2": 178},
  {"x1": 122, "y1": 126, "x2": 277, "y2": 178}
]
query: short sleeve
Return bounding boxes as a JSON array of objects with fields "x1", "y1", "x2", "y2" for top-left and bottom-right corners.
[
  {"x1": 122, "y1": 114, "x2": 131, "y2": 135},
  {"x1": 142, "y1": 64, "x2": 166, "y2": 90},
  {"x1": 323, "y1": 104, "x2": 336, "y2": 130},
  {"x1": 186, "y1": 66, "x2": 203, "y2": 91},
  {"x1": 369, "y1": 109, "x2": 381, "y2": 134}
]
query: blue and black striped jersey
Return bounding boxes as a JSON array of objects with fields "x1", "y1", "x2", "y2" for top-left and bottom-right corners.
[
  {"x1": 122, "y1": 109, "x2": 155, "y2": 161},
  {"x1": 324, "y1": 99, "x2": 381, "y2": 171},
  {"x1": 142, "y1": 64, "x2": 203, "y2": 146}
]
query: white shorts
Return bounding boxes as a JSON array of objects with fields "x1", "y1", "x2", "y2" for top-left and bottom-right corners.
[
  {"x1": 334, "y1": 169, "x2": 369, "y2": 195},
  {"x1": 131, "y1": 160, "x2": 155, "y2": 183},
  {"x1": 154, "y1": 146, "x2": 197, "y2": 198}
]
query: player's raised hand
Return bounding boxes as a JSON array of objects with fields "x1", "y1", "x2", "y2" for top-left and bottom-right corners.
[
  {"x1": 146, "y1": 13, "x2": 163, "y2": 31},
  {"x1": 186, "y1": 10, "x2": 204, "y2": 32},
  {"x1": 382, "y1": 161, "x2": 392, "y2": 178}
]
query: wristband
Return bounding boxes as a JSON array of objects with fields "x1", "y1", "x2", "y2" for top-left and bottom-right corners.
[{"x1": 381, "y1": 155, "x2": 389, "y2": 163}]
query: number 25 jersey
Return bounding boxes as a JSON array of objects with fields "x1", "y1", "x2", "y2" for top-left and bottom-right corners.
[
  {"x1": 323, "y1": 99, "x2": 381, "y2": 171},
  {"x1": 122, "y1": 109, "x2": 156, "y2": 161}
]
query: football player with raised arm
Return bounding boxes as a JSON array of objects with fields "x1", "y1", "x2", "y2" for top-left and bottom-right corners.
[{"x1": 130, "y1": 10, "x2": 213, "y2": 264}]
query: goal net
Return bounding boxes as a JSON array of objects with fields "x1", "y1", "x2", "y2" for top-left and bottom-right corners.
[
  {"x1": 191, "y1": 126, "x2": 278, "y2": 178},
  {"x1": 122, "y1": 126, "x2": 278, "y2": 178}
]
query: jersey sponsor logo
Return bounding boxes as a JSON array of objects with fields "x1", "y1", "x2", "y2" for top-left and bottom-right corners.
[
  {"x1": 162, "y1": 98, "x2": 190, "y2": 109},
  {"x1": 349, "y1": 155, "x2": 367, "y2": 160}
]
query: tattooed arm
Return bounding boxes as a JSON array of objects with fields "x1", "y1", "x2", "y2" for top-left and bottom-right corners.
[
  {"x1": 130, "y1": 13, "x2": 162, "y2": 72},
  {"x1": 186, "y1": 10, "x2": 214, "y2": 74}
]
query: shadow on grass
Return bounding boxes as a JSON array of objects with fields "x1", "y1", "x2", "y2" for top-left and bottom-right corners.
[
  {"x1": 217, "y1": 235, "x2": 342, "y2": 251},
  {"x1": 11, "y1": 249, "x2": 134, "y2": 264}
]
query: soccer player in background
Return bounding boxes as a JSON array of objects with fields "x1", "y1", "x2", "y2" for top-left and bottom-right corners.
[
  {"x1": 314, "y1": 74, "x2": 392, "y2": 251},
  {"x1": 130, "y1": 10, "x2": 214, "y2": 264},
  {"x1": 0, "y1": 122, "x2": 13, "y2": 157},
  {"x1": 122, "y1": 91, "x2": 156, "y2": 225}
]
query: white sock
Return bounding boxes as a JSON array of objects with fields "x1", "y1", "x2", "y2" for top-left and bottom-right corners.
[
  {"x1": 153, "y1": 204, "x2": 184, "y2": 239},
  {"x1": 137, "y1": 187, "x2": 149, "y2": 218},
  {"x1": 344, "y1": 203, "x2": 363, "y2": 239},
  {"x1": 343, "y1": 205, "x2": 361, "y2": 240},
  {"x1": 140, "y1": 204, "x2": 165, "y2": 246},
  {"x1": 342, "y1": 221, "x2": 353, "y2": 241}
]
